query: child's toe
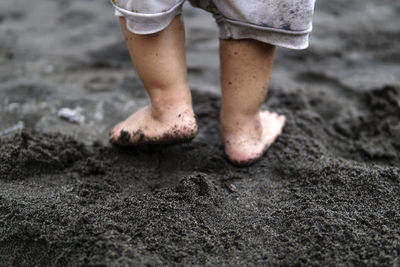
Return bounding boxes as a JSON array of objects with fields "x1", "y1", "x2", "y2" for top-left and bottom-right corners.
[{"x1": 109, "y1": 130, "x2": 121, "y2": 144}]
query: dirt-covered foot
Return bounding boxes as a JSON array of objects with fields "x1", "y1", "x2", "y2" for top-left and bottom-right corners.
[
  {"x1": 109, "y1": 105, "x2": 198, "y2": 146},
  {"x1": 221, "y1": 110, "x2": 286, "y2": 166}
]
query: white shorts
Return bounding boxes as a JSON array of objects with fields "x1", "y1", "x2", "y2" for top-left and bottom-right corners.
[{"x1": 112, "y1": 0, "x2": 315, "y2": 49}]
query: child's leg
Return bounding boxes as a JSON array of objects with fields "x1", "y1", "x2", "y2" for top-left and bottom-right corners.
[
  {"x1": 188, "y1": 0, "x2": 315, "y2": 165},
  {"x1": 219, "y1": 39, "x2": 286, "y2": 165},
  {"x1": 109, "y1": 16, "x2": 198, "y2": 146}
]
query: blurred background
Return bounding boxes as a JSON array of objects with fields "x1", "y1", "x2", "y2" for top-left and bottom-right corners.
[
  {"x1": 1, "y1": 2, "x2": 399, "y2": 266},
  {"x1": 1, "y1": 0, "x2": 399, "y2": 145}
]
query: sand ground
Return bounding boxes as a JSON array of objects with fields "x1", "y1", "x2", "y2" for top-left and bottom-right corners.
[{"x1": 0, "y1": 0, "x2": 400, "y2": 266}]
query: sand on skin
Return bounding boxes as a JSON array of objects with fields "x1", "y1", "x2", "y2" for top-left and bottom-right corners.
[{"x1": 0, "y1": 0, "x2": 400, "y2": 265}]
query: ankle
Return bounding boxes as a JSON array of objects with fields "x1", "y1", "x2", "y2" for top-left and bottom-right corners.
[
  {"x1": 220, "y1": 110, "x2": 260, "y2": 131},
  {"x1": 150, "y1": 88, "x2": 193, "y2": 120},
  {"x1": 150, "y1": 102, "x2": 195, "y2": 124}
]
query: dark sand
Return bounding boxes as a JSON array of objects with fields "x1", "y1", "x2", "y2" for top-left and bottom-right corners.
[{"x1": 1, "y1": 0, "x2": 400, "y2": 266}]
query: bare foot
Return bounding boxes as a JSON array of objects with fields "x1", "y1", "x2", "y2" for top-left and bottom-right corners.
[
  {"x1": 109, "y1": 105, "x2": 198, "y2": 146},
  {"x1": 221, "y1": 110, "x2": 286, "y2": 166}
]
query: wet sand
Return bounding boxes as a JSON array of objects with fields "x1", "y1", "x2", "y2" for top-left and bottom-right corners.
[{"x1": 1, "y1": 0, "x2": 400, "y2": 266}]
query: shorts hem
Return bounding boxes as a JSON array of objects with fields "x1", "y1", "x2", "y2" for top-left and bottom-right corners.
[
  {"x1": 217, "y1": 19, "x2": 311, "y2": 50},
  {"x1": 111, "y1": 0, "x2": 184, "y2": 34}
]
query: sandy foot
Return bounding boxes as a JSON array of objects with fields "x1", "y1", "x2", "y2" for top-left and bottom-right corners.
[
  {"x1": 109, "y1": 105, "x2": 198, "y2": 146},
  {"x1": 222, "y1": 110, "x2": 286, "y2": 166}
]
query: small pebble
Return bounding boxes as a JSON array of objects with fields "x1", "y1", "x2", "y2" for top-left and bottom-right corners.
[
  {"x1": 0, "y1": 121, "x2": 24, "y2": 137},
  {"x1": 58, "y1": 107, "x2": 85, "y2": 124},
  {"x1": 223, "y1": 181, "x2": 238, "y2": 193}
]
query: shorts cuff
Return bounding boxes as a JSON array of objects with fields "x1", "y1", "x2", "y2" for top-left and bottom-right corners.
[
  {"x1": 111, "y1": 0, "x2": 184, "y2": 34},
  {"x1": 217, "y1": 18, "x2": 312, "y2": 50}
]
